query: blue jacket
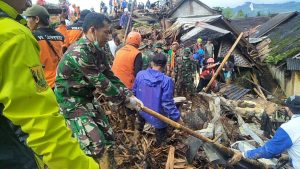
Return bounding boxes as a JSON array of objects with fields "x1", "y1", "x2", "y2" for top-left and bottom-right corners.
[
  {"x1": 122, "y1": 1, "x2": 127, "y2": 8},
  {"x1": 120, "y1": 13, "x2": 129, "y2": 28},
  {"x1": 133, "y1": 69, "x2": 180, "y2": 129},
  {"x1": 245, "y1": 115, "x2": 300, "y2": 168}
]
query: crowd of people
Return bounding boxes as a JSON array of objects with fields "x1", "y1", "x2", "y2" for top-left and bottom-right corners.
[{"x1": 1, "y1": 1, "x2": 299, "y2": 169}]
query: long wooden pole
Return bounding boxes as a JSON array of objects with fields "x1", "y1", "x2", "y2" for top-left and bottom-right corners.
[
  {"x1": 123, "y1": 3, "x2": 135, "y2": 42},
  {"x1": 141, "y1": 106, "x2": 267, "y2": 168},
  {"x1": 204, "y1": 33, "x2": 244, "y2": 92}
]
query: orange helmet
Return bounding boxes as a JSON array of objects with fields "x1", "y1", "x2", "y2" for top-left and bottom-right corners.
[
  {"x1": 207, "y1": 58, "x2": 215, "y2": 63},
  {"x1": 126, "y1": 32, "x2": 141, "y2": 47}
]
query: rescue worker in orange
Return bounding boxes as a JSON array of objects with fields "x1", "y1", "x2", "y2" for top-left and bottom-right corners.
[
  {"x1": 56, "y1": 11, "x2": 70, "y2": 51},
  {"x1": 24, "y1": 5, "x2": 64, "y2": 89},
  {"x1": 112, "y1": 31, "x2": 143, "y2": 129},
  {"x1": 167, "y1": 41, "x2": 179, "y2": 77},
  {"x1": 67, "y1": 9, "x2": 91, "y2": 45},
  {"x1": 112, "y1": 31, "x2": 143, "y2": 90}
]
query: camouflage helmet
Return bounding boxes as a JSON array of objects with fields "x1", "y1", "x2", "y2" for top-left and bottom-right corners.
[
  {"x1": 154, "y1": 42, "x2": 164, "y2": 49},
  {"x1": 183, "y1": 48, "x2": 192, "y2": 55}
]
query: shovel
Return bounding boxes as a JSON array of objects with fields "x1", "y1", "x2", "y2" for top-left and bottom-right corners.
[{"x1": 140, "y1": 106, "x2": 268, "y2": 169}]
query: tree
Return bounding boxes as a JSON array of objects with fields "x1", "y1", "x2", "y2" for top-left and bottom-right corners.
[
  {"x1": 257, "y1": 11, "x2": 261, "y2": 16},
  {"x1": 236, "y1": 9, "x2": 245, "y2": 18},
  {"x1": 222, "y1": 7, "x2": 234, "y2": 19}
]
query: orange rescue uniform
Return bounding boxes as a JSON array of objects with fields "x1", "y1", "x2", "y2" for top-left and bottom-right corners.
[
  {"x1": 112, "y1": 44, "x2": 140, "y2": 89},
  {"x1": 56, "y1": 23, "x2": 70, "y2": 48},
  {"x1": 67, "y1": 21, "x2": 83, "y2": 45},
  {"x1": 33, "y1": 27, "x2": 64, "y2": 88}
]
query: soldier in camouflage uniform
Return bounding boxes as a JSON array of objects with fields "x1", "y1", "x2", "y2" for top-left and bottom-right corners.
[
  {"x1": 104, "y1": 43, "x2": 114, "y2": 66},
  {"x1": 174, "y1": 48, "x2": 197, "y2": 97},
  {"x1": 54, "y1": 13, "x2": 142, "y2": 168},
  {"x1": 140, "y1": 44, "x2": 152, "y2": 70}
]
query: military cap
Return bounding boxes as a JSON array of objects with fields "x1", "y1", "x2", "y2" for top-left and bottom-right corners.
[{"x1": 23, "y1": 5, "x2": 49, "y2": 21}]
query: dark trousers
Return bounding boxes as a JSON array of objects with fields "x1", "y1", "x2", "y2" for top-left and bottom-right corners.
[
  {"x1": 0, "y1": 116, "x2": 38, "y2": 169},
  {"x1": 137, "y1": 115, "x2": 167, "y2": 147},
  {"x1": 196, "y1": 78, "x2": 210, "y2": 92}
]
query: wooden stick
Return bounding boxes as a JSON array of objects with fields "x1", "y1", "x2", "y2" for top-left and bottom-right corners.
[
  {"x1": 204, "y1": 33, "x2": 244, "y2": 92},
  {"x1": 123, "y1": 2, "x2": 135, "y2": 42},
  {"x1": 254, "y1": 88, "x2": 267, "y2": 100},
  {"x1": 165, "y1": 146, "x2": 175, "y2": 169},
  {"x1": 141, "y1": 106, "x2": 267, "y2": 168},
  {"x1": 251, "y1": 74, "x2": 267, "y2": 100}
]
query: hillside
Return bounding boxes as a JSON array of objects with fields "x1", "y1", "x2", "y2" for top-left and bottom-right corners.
[{"x1": 223, "y1": 1, "x2": 300, "y2": 18}]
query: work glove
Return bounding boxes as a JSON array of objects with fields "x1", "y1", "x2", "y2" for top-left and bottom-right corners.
[
  {"x1": 228, "y1": 150, "x2": 243, "y2": 165},
  {"x1": 125, "y1": 96, "x2": 144, "y2": 112}
]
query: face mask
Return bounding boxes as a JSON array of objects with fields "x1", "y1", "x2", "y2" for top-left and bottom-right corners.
[{"x1": 92, "y1": 30, "x2": 101, "y2": 50}]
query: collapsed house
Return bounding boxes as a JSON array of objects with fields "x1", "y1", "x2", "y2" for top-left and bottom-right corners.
[
  {"x1": 249, "y1": 12, "x2": 300, "y2": 96},
  {"x1": 162, "y1": 0, "x2": 259, "y2": 71}
]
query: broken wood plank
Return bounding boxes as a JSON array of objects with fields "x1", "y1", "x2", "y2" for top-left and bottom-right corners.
[
  {"x1": 254, "y1": 88, "x2": 267, "y2": 100},
  {"x1": 165, "y1": 146, "x2": 175, "y2": 169},
  {"x1": 251, "y1": 74, "x2": 267, "y2": 100}
]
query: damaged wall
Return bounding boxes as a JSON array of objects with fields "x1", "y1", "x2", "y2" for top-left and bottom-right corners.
[
  {"x1": 268, "y1": 65, "x2": 300, "y2": 96},
  {"x1": 219, "y1": 40, "x2": 252, "y2": 68}
]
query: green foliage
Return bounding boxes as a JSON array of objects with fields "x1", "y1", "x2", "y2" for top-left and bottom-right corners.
[
  {"x1": 222, "y1": 7, "x2": 234, "y2": 19},
  {"x1": 236, "y1": 9, "x2": 245, "y2": 18},
  {"x1": 266, "y1": 35, "x2": 300, "y2": 64}
]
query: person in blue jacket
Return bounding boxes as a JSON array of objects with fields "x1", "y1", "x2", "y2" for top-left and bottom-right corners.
[
  {"x1": 133, "y1": 53, "x2": 182, "y2": 147},
  {"x1": 193, "y1": 48, "x2": 205, "y2": 69},
  {"x1": 230, "y1": 95, "x2": 300, "y2": 168}
]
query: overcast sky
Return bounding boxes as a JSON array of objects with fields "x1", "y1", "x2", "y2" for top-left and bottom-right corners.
[{"x1": 32, "y1": 0, "x2": 300, "y2": 11}]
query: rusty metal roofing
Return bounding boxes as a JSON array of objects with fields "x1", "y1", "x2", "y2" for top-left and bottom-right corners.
[{"x1": 287, "y1": 58, "x2": 300, "y2": 71}]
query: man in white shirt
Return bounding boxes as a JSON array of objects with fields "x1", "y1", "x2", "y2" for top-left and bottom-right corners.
[{"x1": 108, "y1": 32, "x2": 121, "y2": 57}]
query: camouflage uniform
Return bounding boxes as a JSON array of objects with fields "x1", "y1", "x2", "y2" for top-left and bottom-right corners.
[
  {"x1": 174, "y1": 48, "x2": 197, "y2": 96},
  {"x1": 141, "y1": 48, "x2": 154, "y2": 70},
  {"x1": 55, "y1": 37, "x2": 132, "y2": 157},
  {"x1": 104, "y1": 43, "x2": 114, "y2": 67}
]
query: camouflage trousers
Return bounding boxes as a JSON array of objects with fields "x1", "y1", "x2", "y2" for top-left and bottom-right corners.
[
  {"x1": 66, "y1": 111, "x2": 114, "y2": 158},
  {"x1": 175, "y1": 76, "x2": 195, "y2": 96}
]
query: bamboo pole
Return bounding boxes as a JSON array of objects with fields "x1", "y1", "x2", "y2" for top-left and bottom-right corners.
[
  {"x1": 123, "y1": 2, "x2": 135, "y2": 42},
  {"x1": 141, "y1": 106, "x2": 267, "y2": 168},
  {"x1": 204, "y1": 33, "x2": 244, "y2": 92}
]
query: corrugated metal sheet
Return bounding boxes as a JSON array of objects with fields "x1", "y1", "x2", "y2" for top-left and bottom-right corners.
[
  {"x1": 251, "y1": 12, "x2": 298, "y2": 38},
  {"x1": 219, "y1": 84, "x2": 251, "y2": 100},
  {"x1": 287, "y1": 58, "x2": 300, "y2": 71}
]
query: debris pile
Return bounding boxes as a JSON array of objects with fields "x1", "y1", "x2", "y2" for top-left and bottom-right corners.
[{"x1": 105, "y1": 90, "x2": 289, "y2": 169}]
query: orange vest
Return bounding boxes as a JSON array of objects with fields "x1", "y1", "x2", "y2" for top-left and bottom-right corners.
[
  {"x1": 112, "y1": 44, "x2": 140, "y2": 89},
  {"x1": 56, "y1": 24, "x2": 70, "y2": 48},
  {"x1": 34, "y1": 28, "x2": 64, "y2": 88},
  {"x1": 67, "y1": 23, "x2": 83, "y2": 45}
]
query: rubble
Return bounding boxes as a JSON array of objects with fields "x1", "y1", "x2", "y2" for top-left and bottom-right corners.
[
  {"x1": 103, "y1": 88, "x2": 290, "y2": 169},
  {"x1": 96, "y1": 2, "x2": 292, "y2": 169}
]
